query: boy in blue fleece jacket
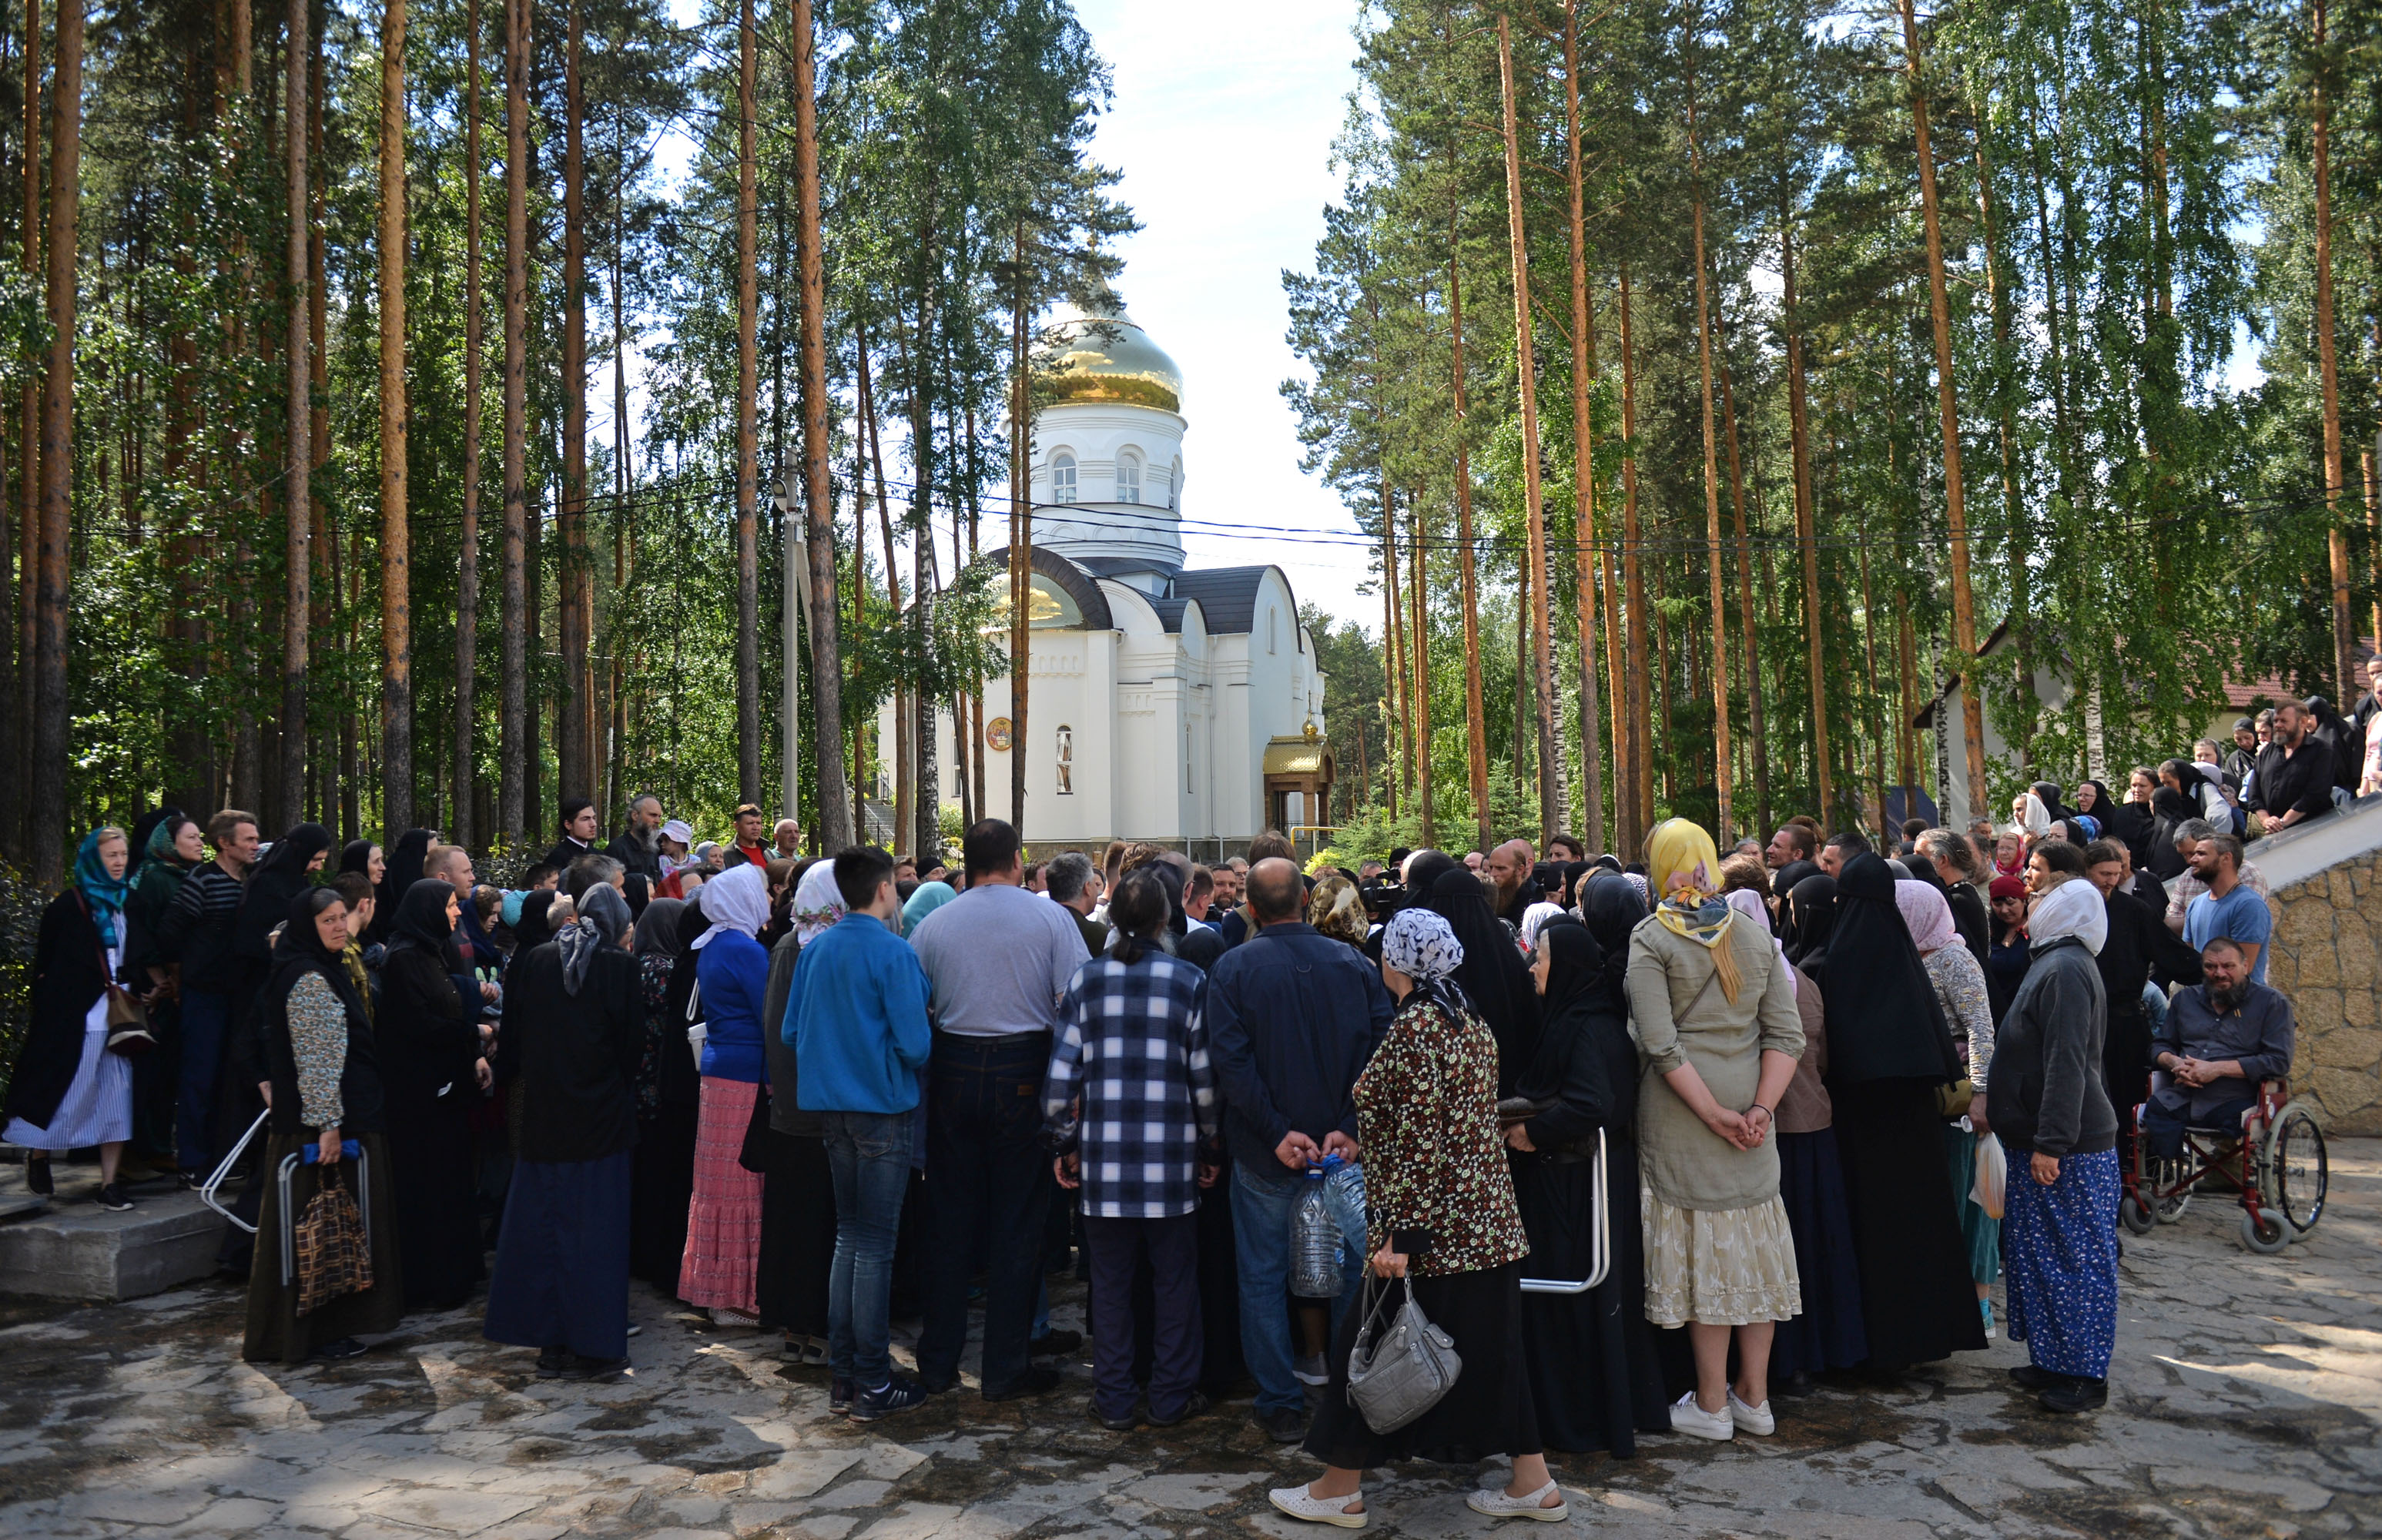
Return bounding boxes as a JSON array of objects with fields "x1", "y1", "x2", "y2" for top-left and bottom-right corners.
[{"x1": 781, "y1": 846, "x2": 933, "y2": 1419}]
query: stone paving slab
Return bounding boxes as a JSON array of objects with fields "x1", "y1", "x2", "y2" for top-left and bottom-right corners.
[{"x1": 0, "y1": 1140, "x2": 2376, "y2": 1538}]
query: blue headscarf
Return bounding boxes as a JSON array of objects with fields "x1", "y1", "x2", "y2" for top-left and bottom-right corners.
[{"x1": 75, "y1": 827, "x2": 132, "y2": 949}]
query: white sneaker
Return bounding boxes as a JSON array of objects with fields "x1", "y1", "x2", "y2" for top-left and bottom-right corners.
[
  {"x1": 1668, "y1": 1389, "x2": 1734, "y2": 1441},
  {"x1": 1293, "y1": 1353, "x2": 1329, "y2": 1387},
  {"x1": 1268, "y1": 1485, "x2": 1367, "y2": 1528},
  {"x1": 1466, "y1": 1480, "x2": 1569, "y2": 1522},
  {"x1": 1727, "y1": 1389, "x2": 1776, "y2": 1435}
]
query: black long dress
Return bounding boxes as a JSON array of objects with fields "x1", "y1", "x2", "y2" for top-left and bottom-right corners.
[
  {"x1": 1821, "y1": 853, "x2": 1989, "y2": 1369},
  {"x1": 1509, "y1": 918, "x2": 1667, "y2": 1455},
  {"x1": 377, "y1": 882, "x2": 488, "y2": 1310},
  {"x1": 628, "y1": 899, "x2": 705, "y2": 1294},
  {"x1": 755, "y1": 925, "x2": 836, "y2": 1339}
]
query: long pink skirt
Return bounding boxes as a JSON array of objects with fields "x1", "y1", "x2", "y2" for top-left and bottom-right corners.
[{"x1": 678, "y1": 1075, "x2": 762, "y2": 1312}]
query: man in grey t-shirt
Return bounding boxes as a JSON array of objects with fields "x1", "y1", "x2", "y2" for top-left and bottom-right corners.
[{"x1": 906, "y1": 819, "x2": 1089, "y2": 1401}]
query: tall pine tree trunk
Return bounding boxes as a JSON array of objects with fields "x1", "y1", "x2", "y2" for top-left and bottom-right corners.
[
  {"x1": 455, "y1": 0, "x2": 481, "y2": 847},
  {"x1": 1448, "y1": 244, "x2": 1489, "y2": 855},
  {"x1": 1411, "y1": 494, "x2": 1433, "y2": 846},
  {"x1": 28, "y1": 0, "x2": 75, "y2": 887},
  {"x1": 1496, "y1": 11, "x2": 1558, "y2": 842},
  {"x1": 1723, "y1": 363, "x2": 1768, "y2": 836},
  {"x1": 1383, "y1": 487, "x2": 1405, "y2": 818},
  {"x1": 1975, "y1": 119, "x2": 2034, "y2": 772},
  {"x1": 792, "y1": 0, "x2": 849, "y2": 846},
  {"x1": 14, "y1": 0, "x2": 37, "y2": 862},
  {"x1": 498, "y1": 0, "x2": 528, "y2": 842},
  {"x1": 278, "y1": 0, "x2": 312, "y2": 834},
  {"x1": 1618, "y1": 259, "x2": 1650, "y2": 857},
  {"x1": 734, "y1": 0, "x2": 760, "y2": 804},
  {"x1": 1686, "y1": 19, "x2": 1731, "y2": 839},
  {"x1": 1781, "y1": 207, "x2": 1828, "y2": 825},
  {"x1": 1562, "y1": 0, "x2": 1603, "y2": 853},
  {"x1": 2312, "y1": 0, "x2": 2352, "y2": 698},
  {"x1": 558, "y1": 0, "x2": 588, "y2": 803},
  {"x1": 377, "y1": 0, "x2": 410, "y2": 837},
  {"x1": 1899, "y1": 0, "x2": 1985, "y2": 820}
]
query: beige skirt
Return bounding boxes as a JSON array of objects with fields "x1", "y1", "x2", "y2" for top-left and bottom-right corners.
[{"x1": 1641, "y1": 1189, "x2": 1804, "y2": 1328}]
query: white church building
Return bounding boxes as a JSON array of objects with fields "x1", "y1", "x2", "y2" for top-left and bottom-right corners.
[{"x1": 879, "y1": 303, "x2": 1333, "y2": 854}]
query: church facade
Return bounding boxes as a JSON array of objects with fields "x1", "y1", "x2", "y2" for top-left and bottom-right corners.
[{"x1": 879, "y1": 303, "x2": 1332, "y2": 854}]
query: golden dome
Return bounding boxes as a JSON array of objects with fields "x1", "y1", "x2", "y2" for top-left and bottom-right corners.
[{"x1": 1037, "y1": 304, "x2": 1184, "y2": 414}]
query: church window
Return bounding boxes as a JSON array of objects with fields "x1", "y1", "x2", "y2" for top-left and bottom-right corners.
[
  {"x1": 1056, "y1": 725, "x2": 1074, "y2": 795},
  {"x1": 1052, "y1": 453, "x2": 1077, "y2": 504},
  {"x1": 1184, "y1": 724, "x2": 1194, "y2": 793},
  {"x1": 1268, "y1": 608, "x2": 1278, "y2": 654},
  {"x1": 1170, "y1": 457, "x2": 1183, "y2": 511},
  {"x1": 1117, "y1": 454, "x2": 1142, "y2": 504}
]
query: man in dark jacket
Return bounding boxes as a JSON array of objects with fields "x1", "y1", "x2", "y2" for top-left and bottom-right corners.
[
  {"x1": 606, "y1": 794, "x2": 666, "y2": 881},
  {"x1": 2246, "y1": 700, "x2": 2340, "y2": 831},
  {"x1": 1205, "y1": 857, "x2": 1394, "y2": 1445},
  {"x1": 2085, "y1": 842, "x2": 2167, "y2": 1135},
  {"x1": 153, "y1": 809, "x2": 259, "y2": 1173},
  {"x1": 542, "y1": 799, "x2": 601, "y2": 875}
]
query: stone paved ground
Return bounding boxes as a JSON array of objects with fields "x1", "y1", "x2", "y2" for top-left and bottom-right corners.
[{"x1": 1, "y1": 1141, "x2": 2377, "y2": 1540}]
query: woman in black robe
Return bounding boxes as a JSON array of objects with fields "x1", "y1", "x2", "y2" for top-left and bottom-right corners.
[
  {"x1": 2082, "y1": 778, "x2": 2155, "y2": 874},
  {"x1": 628, "y1": 898, "x2": 706, "y2": 1294},
  {"x1": 1509, "y1": 912, "x2": 1667, "y2": 1455},
  {"x1": 1422, "y1": 868, "x2": 1536, "y2": 1092},
  {"x1": 244, "y1": 887, "x2": 404, "y2": 1362},
  {"x1": 2144, "y1": 785, "x2": 2196, "y2": 881},
  {"x1": 377, "y1": 879, "x2": 490, "y2": 1310},
  {"x1": 1782, "y1": 874, "x2": 1838, "y2": 977},
  {"x1": 1817, "y1": 852, "x2": 1987, "y2": 1370},
  {"x1": 512, "y1": 889, "x2": 561, "y2": 953},
  {"x1": 340, "y1": 840, "x2": 390, "y2": 945}
]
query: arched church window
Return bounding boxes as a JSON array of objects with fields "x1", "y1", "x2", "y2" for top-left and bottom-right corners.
[
  {"x1": 1052, "y1": 454, "x2": 1077, "y2": 504},
  {"x1": 1170, "y1": 457, "x2": 1183, "y2": 511},
  {"x1": 1184, "y1": 724, "x2": 1194, "y2": 793},
  {"x1": 1268, "y1": 608, "x2": 1278, "y2": 654},
  {"x1": 1117, "y1": 454, "x2": 1142, "y2": 504},
  {"x1": 1056, "y1": 725, "x2": 1074, "y2": 795}
]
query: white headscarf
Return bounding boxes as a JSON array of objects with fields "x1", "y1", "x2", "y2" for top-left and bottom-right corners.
[
  {"x1": 2009, "y1": 791, "x2": 2052, "y2": 839},
  {"x1": 1519, "y1": 902, "x2": 1566, "y2": 951},
  {"x1": 2028, "y1": 877, "x2": 2107, "y2": 956},
  {"x1": 791, "y1": 859, "x2": 846, "y2": 944},
  {"x1": 690, "y1": 862, "x2": 768, "y2": 950},
  {"x1": 1723, "y1": 886, "x2": 1795, "y2": 999}
]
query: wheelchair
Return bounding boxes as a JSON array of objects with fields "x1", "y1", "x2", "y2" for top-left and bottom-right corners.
[{"x1": 2119, "y1": 1074, "x2": 2327, "y2": 1253}]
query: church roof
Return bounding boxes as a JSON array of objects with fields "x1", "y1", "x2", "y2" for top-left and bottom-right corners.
[
  {"x1": 1167, "y1": 567, "x2": 1276, "y2": 636},
  {"x1": 974, "y1": 546, "x2": 1114, "y2": 631},
  {"x1": 1039, "y1": 304, "x2": 1184, "y2": 414},
  {"x1": 1145, "y1": 597, "x2": 1191, "y2": 633}
]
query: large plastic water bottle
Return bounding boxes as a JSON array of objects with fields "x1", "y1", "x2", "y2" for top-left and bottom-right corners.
[{"x1": 1292, "y1": 1157, "x2": 1345, "y2": 1297}]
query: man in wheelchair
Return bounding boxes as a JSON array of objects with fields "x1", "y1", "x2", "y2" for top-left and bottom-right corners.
[{"x1": 2144, "y1": 938, "x2": 2296, "y2": 1187}]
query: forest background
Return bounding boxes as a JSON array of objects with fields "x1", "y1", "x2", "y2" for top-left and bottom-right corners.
[{"x1": 0, "y1": 0, "x2": 2377, "y2": 892}]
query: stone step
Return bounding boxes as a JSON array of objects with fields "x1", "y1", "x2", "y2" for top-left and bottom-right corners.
[{"x1": 0, "y1": 1173, "x2": 229, "y2": 1301}]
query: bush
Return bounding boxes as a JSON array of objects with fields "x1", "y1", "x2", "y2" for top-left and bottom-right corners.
[{"x1": 0, "y1": 862, "x2": 47, "y2": 1111}]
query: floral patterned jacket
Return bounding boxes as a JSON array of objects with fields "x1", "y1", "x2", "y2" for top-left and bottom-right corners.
[{"x1": 1353, "y1": 991, "x2": 1529, "y2": 1278}]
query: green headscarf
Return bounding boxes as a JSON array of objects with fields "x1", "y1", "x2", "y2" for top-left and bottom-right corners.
[
  {"x1": 900, "y1": 879, "x2": 956, "y2": 935},
  {"x1": 75, "y1": 827, "x2": 132, "y2": 949}
]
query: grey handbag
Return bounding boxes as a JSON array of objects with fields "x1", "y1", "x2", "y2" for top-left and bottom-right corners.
[{"x1": 1345, "y1": 1274, "x2": 1462, "y2": 1434}]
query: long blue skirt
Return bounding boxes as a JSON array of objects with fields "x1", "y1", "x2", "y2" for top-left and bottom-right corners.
[
  {"x1": 1770, "y1": 1128, "x2": 1868, "y2": 1378},
  {"x1": 2002, "y1": 1147, "x2": 2118, "y2": 1379},
  {"x1": 484, "y1": 1147, "x2": 632, "y2": 1361}
]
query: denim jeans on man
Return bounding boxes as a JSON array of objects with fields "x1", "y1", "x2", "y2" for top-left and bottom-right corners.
[
  {"x1": 917, "y1": 1032, "x2": 1055, "y2": 1396},
  {"x1": 2142, "y1": 1091, "x2": 2258, "y2": 1160},
  {"x1": 819, "y1": 1110, "x2": 914, "y2": 1386},
  {"x1": 1231, "y1": 1159, "x2": 1368, "y2": 1416},
  {"x1": 176, "y1": 989, "x2": 230, "y2": 1170}
]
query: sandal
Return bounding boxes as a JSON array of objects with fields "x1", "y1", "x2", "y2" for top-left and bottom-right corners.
[
  {"x1": 1268, "y1": 1485, "x2": 1367, "y2": 1529},
  {"x1": 1466, "y1": 1480, "x2": 1568, "y2": 1522}
]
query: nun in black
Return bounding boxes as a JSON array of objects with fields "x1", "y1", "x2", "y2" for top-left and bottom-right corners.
[
  {"x1": 1781, "y1": 875, "x2": 1838, "y2": 978},
  {"x1": 1423, "y1": 868, "x2": 1536, "y2": 1091},
  {"x1": 377, "y1": 879, "x2": 489, "y2": 1311},
  {"x1": 236, "y1": 825, "x2": 337, "y2": 977},
  {"x1": 1509, "y1": 916, "x2": 1668, "y2": 1455},
  {"x1": 485, "y1": 882, "x2": 643, "y2": 1376},
  {"x1": 2083, "y1": 781, "x2": 2156, "y2": 872},
  {"x1": 1819, "y1": 853, "x2": 1988, "y2": 1368},
  {"x1": 1770, "y1": 859, "x2": 1820, "y2": 937},
  {"x1": 243, "y1": 887, "x2": 404, "y2": 1363},
  {"x1": 2144, "y1": 786, "x2": 2196, "y2": 881},
  {"x1": 629, "y1": 898, "x2": 709, "y2": 1293},
  {"x1": 512, "y1": 889, "x2": 562, "y2": 953}
]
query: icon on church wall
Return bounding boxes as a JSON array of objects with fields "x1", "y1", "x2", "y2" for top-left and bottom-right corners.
[
  {"x1": 986, "y1": 717, "x2": 1013, "y2": 753},
  {"x1": 1057, "y1": 726, "x2": 1074, "y2": 795}
]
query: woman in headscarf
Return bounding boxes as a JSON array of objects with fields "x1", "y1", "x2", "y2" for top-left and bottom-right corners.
[
  {"x1": 1761, "y1": 877, "x2": 1866, "y2": 1391},
  {"x1": 243, "y1": 887, "x2": 402, "y2": 1362},
  {"x1": 377, "y1": 879, "x2": 490, "y2": 1311},
  {"x1": 125, "y1": 814, "x2": 203, "y2": 1175},
  {"x1": 511, "y1": 889, "x2": 562, "y2": 953},
  {"x1": 1271, "y1": 909, "x2": 1566, "y2": 1528},
  {"x1": 6, "y1": 829, "x2": 139, "y2": 1209},
  {"x1": 1768, "y1": 859, "x2": 1820, "y2": 937},
  {"x1": 1992, "y1": 877, "x2": 2119, "y2": 1414},
  {"x1": 628, "y1": 897, "x2": 704, "y2": 1294},
  {"x1": 1576, "y1": 870, "x2": 1648, "y2": 1003},
  {"x1": 384, "y1": 829, "x2": 434, "y2": 906},
  {"x1": 899, "y1": 878, "x2": 956, "y2": 936},
  {"x1": 235, "y1": 824, "x2": 335, "y2": 975},
  {"x1": 1516, "y1": 901, "x2": 1567, "y2": 952},
  {"x1": 1307, "y1": 872, "x2": 1369, "y2": 949},
  {"x1": 1506, "y1": 916, "x2": 1668, "y2": 1456},
  {"x1": 1897, "y1": 880, "x2": 2002, "y2": 1343},
  {"x1": 681, "y1": 862, "x2": 772, "y2": 1325},
  {"x1": 340, "y1": 841, "x2": 389, "y2": 945},
  {"x1": 2144, "y1": 780, "x2": 2197, "y2": 882},
  {"x1": 1422, "y1": 867, "x2": 1536, "y2": 1092},
  {"x1": 1820, "y1": 850, "x2": 1988, "y2": 1369},
  {"x1": 753, "y1": 862, "x2": 838, "y2": 1364},
  {"x1": 484, "y1": 882, "x2": 644, "y2": 1379},
  {"x1": 1987, "y1": 873, "x2": 2032, "y2": 1026},
  {"x1": 2009, "y1": 790, "x2": 2053, "y2": 843},
  {"x1": 1624, "y1": 820, "x2": 1804, "y2": 1442},
  {"x1": 2084, "y1": 776, "x2": 2155, "y2": 873}
]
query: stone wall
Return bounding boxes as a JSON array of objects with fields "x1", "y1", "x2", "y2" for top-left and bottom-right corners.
[{"x1": 2263, "y1": 848, "x2": 2382, "y2": 1135}]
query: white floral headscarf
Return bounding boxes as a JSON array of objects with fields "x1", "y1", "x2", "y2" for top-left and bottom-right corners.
[
  {"x1": 1382, "y1": 906, "x2": 1464, "y2": 982},
  {"x1": 1519, "y1": 902, "x2": 1566, "y2": 951},
  {"x1": 792, "y1": 859, "x2": 846, "y2": 944}
]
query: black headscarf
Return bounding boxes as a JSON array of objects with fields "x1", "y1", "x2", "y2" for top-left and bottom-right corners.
[
  {"x1": 2146, "y1": 785, "x2": 2196, "y2": 879},
  {"x1": 1402, "y1": 849, "x2": 1459, "y2": 898},
  {"x1": 384, "y1": 829, "x2": 434, "y2": 903},
  {"x1": 1576, "y1": 870, "x2": 1647, "y2": 1016},
  {"x1": 1782, "y1": 873, "x2": 1838, "y2": 972},
  {"x1": 2031, "y1": 780, "x2": 2072, "y2": 826},
  {"x1": 1817, "y1": 852, "x2": 1958, "y2": 1089},
  {"x1": 236, "y1": 822, "x2": 335, "y2": 964},
  {"x1": 514, "y1": 889, "x2": 561, "y2": 952},
  {"x1": 259, "y1": 886, "x2": 379, "y2": 1135},
  {"x1": 1554, "y1": 861, "x2": 1592, "y2": 910},
  {"x1": 339, "y1": 839, "x2": 378, "y2": 879},
  {"x1": 126, "y1": 805, "x2": 181, "y2": 878},
  {"x1": 1424, "y1": 867, "x2": 1535, "y2": 1090},
  {"x1": 1518, "y1": 916, "x2": 1600, "y2": 1103},
  {"x1": 384, "y1": 878, "x2": 463, "y2": 971},
  {"x1": 1518, "y1": 916, "x2": 1639, "y2": 1146}
]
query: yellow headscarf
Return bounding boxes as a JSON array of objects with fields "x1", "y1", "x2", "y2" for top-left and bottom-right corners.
[{"x1": 1645, "y1": 818, "x2": 1742, "y2": 1003}]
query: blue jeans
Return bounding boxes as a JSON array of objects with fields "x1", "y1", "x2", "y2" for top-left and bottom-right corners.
[
  {"x1": 2142, "y1": 1091, "x2": 2257, "y2": 1160},
  {"x1": 1230, "y1": 1160, "x2": 1367, "y2": 1414},
  {"x1": 917, "y1": 1032, "x2": 1055, "y2": 1396},
  {"x1": 177, "y1": 989, "x2": 229, "y2": 1171},
  {"x1": 820, "y1": 1110, "x2": 914, "y2": 1386}
]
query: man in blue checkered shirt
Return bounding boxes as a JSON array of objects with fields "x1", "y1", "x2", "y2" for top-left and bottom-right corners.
[{"x1": 1042, "y1": 868, "x2": 1221, "y2": 1430}]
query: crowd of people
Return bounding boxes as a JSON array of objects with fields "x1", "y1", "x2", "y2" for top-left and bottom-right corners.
[{"x1": 2, "y1": 725, "x2": 2317, "y2": 1526}]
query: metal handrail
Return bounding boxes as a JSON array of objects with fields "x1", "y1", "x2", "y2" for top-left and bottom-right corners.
[{"x1": 1518, "y1": 1128, "x2": 1609, "y2": 1295}]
